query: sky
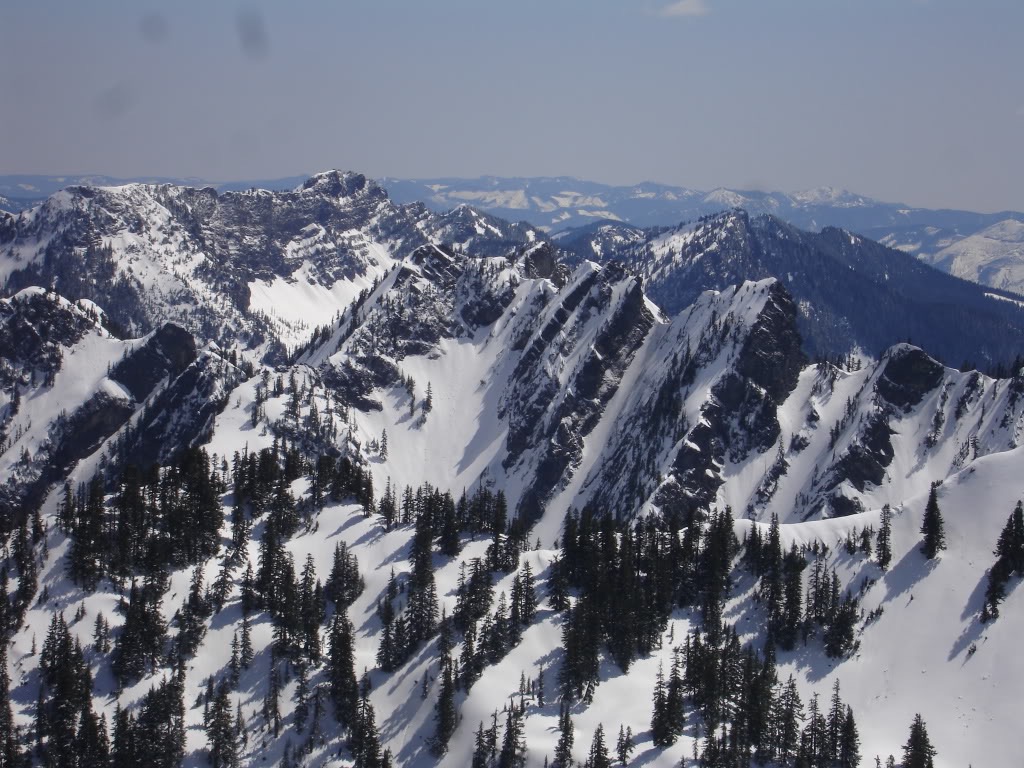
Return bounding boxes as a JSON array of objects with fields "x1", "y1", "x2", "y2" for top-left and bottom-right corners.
[{"x1": 1, "y1": 0, "x2": 1021, "y2": 213}]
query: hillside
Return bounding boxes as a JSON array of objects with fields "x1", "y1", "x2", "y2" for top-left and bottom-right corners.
[
  {"x1": 0, "y1": 174, "x2": 1022, "y2": 767},
  {"x1": 561, "y1": 211, "x2": 1024, "y2": 368}
]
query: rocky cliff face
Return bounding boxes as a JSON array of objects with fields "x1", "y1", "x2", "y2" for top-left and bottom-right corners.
[
  {"x1": 563, "y1": 211, "x2": 1024, "y2": 369},
  {"x1": 0, "y1": 172, "x2": 546, "y2": 357}
]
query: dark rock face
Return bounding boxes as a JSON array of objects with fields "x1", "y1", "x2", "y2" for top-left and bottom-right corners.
[
  {"x1": 650, "y1": 283, "x2": 804, "y2": 518},
  {"x1": 566, "y1": 210, "x2": 1024, "y2": 369},
  {"x1": 110, "y1": 323, "x2": 197, "y2": 401},
  {"x1": 504, "y1": 270, "x2": 601, "y2": 463},
  {"x1": 721, "y1": 282, "x2": 805, "y2": 459},
  {"x1": 527, "y1": 273, "x2": 656, "y2": 504},
  {"x1": 874, "y1": 346, "x2": 944, "y2": 412},
  {"x1": 122, "y1": 353, "x2": 242, "y2": 467},
  {"x1": 662, "y1": 418, "x2": 726, "y2": 517},
  {"x1": 737, "y1": 282, "x2": 805, "y2": 403},
  {"x1": 827, "y1": 415, "x2": 896, "y2": 496},
  {"x1": 0, "y1": 309, "x2": 225, "y2": 529}
]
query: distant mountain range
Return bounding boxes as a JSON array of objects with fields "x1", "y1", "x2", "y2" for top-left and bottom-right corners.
[{"x1": 4, "y1": 173, "x2": 1023, "y2": 296}]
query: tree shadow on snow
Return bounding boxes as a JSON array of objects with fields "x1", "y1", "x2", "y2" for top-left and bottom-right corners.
[
  {"x1": 948, "y1": 574, "x2": 990, "y2": 662},
  {"x1": 881, "y1": 547, "x2": 936, "y2": 603}
]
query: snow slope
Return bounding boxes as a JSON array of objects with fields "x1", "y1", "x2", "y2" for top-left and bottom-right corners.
[
  {"x1": 920, "y1": 219, "x2": 1024, "y2": 295},
  {"x1": 5, "y1": 183, "x2": 1024, "y2": 766}
]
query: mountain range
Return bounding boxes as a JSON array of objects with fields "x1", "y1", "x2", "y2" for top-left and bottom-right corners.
[
  {"x1": 4, "y1": 173, "x2": 1024, "y2": 297},
  {"x1": 0, "y1": 171, "x2": 1021, "y2": 767}
]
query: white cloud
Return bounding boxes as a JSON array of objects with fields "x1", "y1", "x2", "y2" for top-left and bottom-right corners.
[{"x1": 659, "y1": 0, "x2": 710, "y2": 17}]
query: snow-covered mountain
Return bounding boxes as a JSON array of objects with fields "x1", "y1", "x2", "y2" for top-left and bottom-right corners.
[
  {"x1": 914, "y1": 219, "x2": 1024, "y2": 295},
  {"x1": 7, "y1": 173, "x2": 1024, "y2": 299},
  {"x1": 561, "y1": 211, "x2": 1024, "y2": 369},
  {"x1": 0, "y1": 172, "x2": 542, "y2": 355},
  {"x1": 384, "y1": 177, "x2": 1024, "y2": 301},
  {"x1": 0, "y1": 172, "x2": 1022, "y2": 767}
]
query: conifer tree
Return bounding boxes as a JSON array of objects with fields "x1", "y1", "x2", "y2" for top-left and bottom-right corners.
[
  {"x1": 839, "y1": 705, "x2": 861, "y2": 768},
  {"x1": 615, "y1": 725, "x2": 634, "y2": 766},
  {"x1": 983, "y1": 499, "x2": 1024, "y2": 620},
  {"x1": 585, "y1": 723, "x2": 611, "y2": 768},
  {"x1": 350, "y1": 682, "x2": 384, "y2": 768},
  {"x1": 920, "y1": 485, "x2": 946, "y2": 559},
  {"x1": 877, "y1": 505, "x2": 893, "y2": 570},
  {"x1": 553, "y1": 702, "x2": 574, "y2": 768},
  {"x1": 206, "y1": 681, "x2": 236, "y2": 768},
  {"x1": 295, "y1": 664, "x2": 310, "y2": 734},
  {"x1": 240, "y1": 612, "x2": 254, "y2": 669},
  {"x1": 472, "y1": 722, "x2": 490, "y2": 768},
  {"x1": 901, "y1": 714, "x2": 936, "y2": 768},
  {"x1": 432, "y1": 660, "x2": 457, "y2": 756},
  {"x1": 327, "y1": 613, "x2": 359, "y2": 728},
  {"x1": 0, "y1": 644, "x2": 21, "y2": 767},
  {"x1": 773, "y1": 675, "x2": 803, "y2": 764},
  {"x1": 326, "y1": 541, "x2": 365, "y2": 609},
  {"x1": 996, "y1": 500, "x2": 1024, "y2": 573},
  {"x1": 498, "y1": 700, "x2": 527, "y2": 768},
  {"x1": 76, "y1": 706, "x2": 110, "y2": 768},
  {"x1": 826, "y1": 680, "x2": 845, "y2": 763},
  {"x1": 779, "y1": 545, "x2": 805, "y2": 651}
]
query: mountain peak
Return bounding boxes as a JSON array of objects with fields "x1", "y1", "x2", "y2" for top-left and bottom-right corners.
[{"x1": 299, "y1": 169, "x2": 382, "y2": 199}]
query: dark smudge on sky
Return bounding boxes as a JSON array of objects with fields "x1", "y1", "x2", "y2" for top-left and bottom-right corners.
[
  {"x1": 236, "y1": 7, "x2": 269, "y2": 60},
  {"x1": 139, "y1": 12, "x2": 168, "y2": 44},
  {"x1": 94, "y1": 82, "x2": 135, "y2": 119}
]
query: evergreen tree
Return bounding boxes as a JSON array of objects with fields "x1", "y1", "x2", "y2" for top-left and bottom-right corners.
[
  {"x1": 548, "y1": 556, "x2": 571, "y2": 613},
  {"x1": 983, "y1": 500, "x2": 1024, "y2": 620},
  {"x1": 432, "y1": 661, "x2": 457, "y2": 756},
  {"x1": 205, "y1": 681, "x2": 236, "y2": 768},
  {"x1": 295, "y1": 664, "x2": 310, "y2": 734},
  {"x1": 0, "y1": 644, "x2": 21, "y2": 767},
  {"x1": 327, "y1": 613, "x2": 359, "y2": 729},
  {"x1": 76, "y1": 706, "x2": 110, "y2": 768},
  {"x1": 111, "y1": 705, "x2": 136, "y2": 768},
  {"x1": 996, "y1": 500, "x2": 1024, "y2": 573},
  {"x1": 585, "y1": 724, "x2": 611, "y2": 768},
  {"x1": 554, "y1": 702, "x2": 574, "y2": 768},
  {"x1": 472, "y1": 721, "x2": 490, "y2": 768},
  {"x1": 498, "y1": 700, "x2": 527, "y2": 768},
  {"x1": 240, "y1": 612, "x2": 254, "y2": 669},
  {"x1": 266, "y1": 660, "x2": 282, "y2": 738},
  {"x1": 839, "y1": 705, "x2": 861, "y2": 768},
  {"x1": 113, "y1": 579, "x2": 167, "y2": 685},
  {"x1": 877, "y1": 505, "x2": 893, "y2": 570},
  {"x1": 350, "y1": 683, "x2": 384, "y2": 768},
  {"x1": 800, "y1": 694, "x2": 828, "y2": 767},
  {"x1": 130, "y1": 674, "x2": 186, "y2": 768},
  {"x1": 773, "y1": 675, "x2": 803, "y2": 764},
  {"x1": 779, "y1": 545, "x2": 805, "y2": 651},
  {"x1": 826, "y1": 680, "x2": 845, "y2": 763},
  {"x1": 920, "y1": 485, "x2": 946, "y2": 559},
  {"x1": 615, "y1": 725, "x2": 634, "y2": 766},
  {"x1": 901, "y1": 714, "x2": 936, "y2": 768}
]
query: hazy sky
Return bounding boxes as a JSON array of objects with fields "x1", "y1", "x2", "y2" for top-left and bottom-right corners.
[{"x1": 1, "y1": 0, "x2": 1021, "y2": 212}]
